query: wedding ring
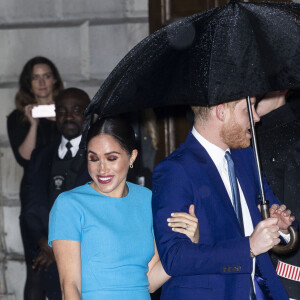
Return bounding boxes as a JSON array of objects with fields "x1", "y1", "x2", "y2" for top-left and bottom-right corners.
[{"x1": 186, "y1": 224, "x2": 190, "y2": 229}]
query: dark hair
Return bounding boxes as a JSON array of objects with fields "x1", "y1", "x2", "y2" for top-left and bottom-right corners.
[
  {"x1": 86, "y1": 117, "x2": 136, "y2": 155},
  {"x1": 55, "y1": 87, "x2": 90, "y2": 106},
  {"x1": 15, "y1": 56, "x2": 64, "y2": 111}
]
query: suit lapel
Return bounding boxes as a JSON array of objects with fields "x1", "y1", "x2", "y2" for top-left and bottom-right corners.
[
  {"x1": 184, "y1": 133, "x2": 244, "y2": 234},
  {"x1": 231, "y1": 149, "x2": 262, "y2": 227}
]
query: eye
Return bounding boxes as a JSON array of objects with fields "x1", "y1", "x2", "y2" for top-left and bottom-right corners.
[
  {"x1": 56, "y1": 108, "x2": 66, "y2": 116},
  {"x1": 44, "y1": 73, "x2": 53, "y2": 79},
  {"x1": 73, "y1": 106, "x2": 84, "y2": 115},
  {"x1": 32, "y1": 75, "x2": 39, "y2": 80},
  {"x1": 107, "y1": 156, "x2": 118, "y2": 162},
  {"x1": 88, "y1": 155, "x2": 99, "y2": 162}
]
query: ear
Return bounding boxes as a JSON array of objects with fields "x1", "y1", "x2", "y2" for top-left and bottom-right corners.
[
  {"x1": 129, "y1": 149, "x2": 138, "y2": 166},
  {"x1": 216, "y1": 104, "x2": 226, "y2": 121}
]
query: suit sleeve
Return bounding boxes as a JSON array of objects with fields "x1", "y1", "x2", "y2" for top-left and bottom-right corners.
[{"x1": 152, "y1": 159, "x2": 253, "y2": 277}]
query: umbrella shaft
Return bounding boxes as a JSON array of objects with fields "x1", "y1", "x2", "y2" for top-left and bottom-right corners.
[{"x1": 246, "y1": 96, "x2": 266, "y2": 204}]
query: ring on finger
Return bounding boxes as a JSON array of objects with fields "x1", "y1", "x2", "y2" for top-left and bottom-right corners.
[{"x1": 186, "y1": 224, "x2": 190, "y2": 229}]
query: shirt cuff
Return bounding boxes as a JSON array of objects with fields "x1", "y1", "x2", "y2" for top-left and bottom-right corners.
[{"x1": 279, "y1": 231, "x2": 290, "y2": 243}]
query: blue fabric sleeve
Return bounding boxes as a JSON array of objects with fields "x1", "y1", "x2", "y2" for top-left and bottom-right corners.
[{"x1": 48, "y1": 192, "x2": 83, "y2": 247}]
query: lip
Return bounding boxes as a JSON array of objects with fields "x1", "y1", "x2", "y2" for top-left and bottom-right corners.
[
  {"x1": 97, "y1": 175, "x2": 113, "y2": 184},
  {"x1": 64, "y1": 123, "x2": 76, "y2": 128},
  {"x1": 246, "y1": 128, "x2": 252, "y2": 137}
]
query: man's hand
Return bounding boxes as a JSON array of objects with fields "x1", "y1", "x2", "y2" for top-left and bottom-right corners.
[
  {"x1": 32, "y1": 237, "x2": 55, "y2": 271},
  {"x1": 269, "y1": 204, "x2": 294, "y2": 234},
  {"x1": 249, "y1": 218, "x2": 280, "y2": 256}
]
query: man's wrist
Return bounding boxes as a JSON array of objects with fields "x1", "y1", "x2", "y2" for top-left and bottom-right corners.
[{"x1": 250, "y1": 248, "x2": 256, "y2": 258}]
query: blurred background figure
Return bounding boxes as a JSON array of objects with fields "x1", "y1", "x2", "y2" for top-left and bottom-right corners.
[
  {"x1": 6, "y1": 56, "x2": 64, "y2": 300},
  {"x1": 256, "y1": 89, "x2": 300, "y2": 300},
  {"x1": 126, "y1": 109, "x2": 159, "y2": 189},
  {"x1": 21, "y1": 87, "x2": 91, "y2": 300}
]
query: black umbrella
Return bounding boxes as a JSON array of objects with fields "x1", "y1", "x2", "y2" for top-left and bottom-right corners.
[
  {"x1": 85, "y1": 0, "x2": 300, "y2": 119},
  {"x1": 83, "y1": 0, "x2": 300, "y2": 253}
]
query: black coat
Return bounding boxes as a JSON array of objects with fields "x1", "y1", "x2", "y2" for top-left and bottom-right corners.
[
  {"x1": 20, "y1": 139, "x2": 91, "y2": 256},
  {"x1": 256, "y1": 103, "x2": 300, "y2": 299}
]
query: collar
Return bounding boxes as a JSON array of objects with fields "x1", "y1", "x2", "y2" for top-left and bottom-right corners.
[
  {"x1": 192, "y1": 127, "x2": 230, "y2": 168},
  {"x1": 58, "y1": 135, "x2": 82, "y2": 158}
]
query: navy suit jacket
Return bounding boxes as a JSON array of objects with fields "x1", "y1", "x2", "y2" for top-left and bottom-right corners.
[
  {"x1": 152, "y1": 132, "x2": 288, "y2": 300},
  {"x1": 21, "y1": 139, "x2": 91, "y2": 251}
]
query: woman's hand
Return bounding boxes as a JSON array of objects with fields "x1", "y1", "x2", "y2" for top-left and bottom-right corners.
[
  {"x1": 167, "y1": 204, "x2": 199, "y2": 243},
  {"x1": 24, "y1": 104, "x2": 39, "y2": 126}
]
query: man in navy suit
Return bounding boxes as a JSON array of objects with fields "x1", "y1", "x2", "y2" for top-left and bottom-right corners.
[
  {"x1": 21, "y1": 88, "x2": 91, "y2": 300},
  {"x1": 152, "y1": 97, "x2": 295, "y2": 300}
]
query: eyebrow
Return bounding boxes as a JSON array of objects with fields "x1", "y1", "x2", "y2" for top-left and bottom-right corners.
[{"x1": 87, "y1": 150, "x2": 121, "y2": 155}]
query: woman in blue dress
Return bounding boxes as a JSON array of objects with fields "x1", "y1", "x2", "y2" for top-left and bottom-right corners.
[{"x1": 49, "y1": 117, "x2": 199, "y2": 299}]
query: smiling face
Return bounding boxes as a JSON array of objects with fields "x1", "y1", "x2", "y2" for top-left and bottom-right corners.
[
  {"x1": 220, "y1": 97, "x2": 260, "y2": 149},
  {"x1": 87, "y1": 134, "x2": 137, "y2": 198},
  {"x1": 31, "y1": 64, "x2": 56, "y2": 101}
]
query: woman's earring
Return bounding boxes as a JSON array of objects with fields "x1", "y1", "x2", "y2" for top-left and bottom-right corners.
[{"x1": 130, "y1": 164, "x2": 133, "y2": 169}]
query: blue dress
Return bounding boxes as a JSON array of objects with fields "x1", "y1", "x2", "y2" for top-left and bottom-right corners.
[{"x1": 49, "y1": 182, "x2": 154, "y2": 299}]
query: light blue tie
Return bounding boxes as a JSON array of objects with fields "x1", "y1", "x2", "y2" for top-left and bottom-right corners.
[
  {"x1": 225, "y1": 151, "x2": 256, "y2": 300},
  {"x1": 225, "y1": 151, "x2": 244, "y2": 233}
]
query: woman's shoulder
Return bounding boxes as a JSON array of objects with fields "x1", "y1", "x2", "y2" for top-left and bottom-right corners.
[
  {"x1": 7, "y1": 109, "x2": 24, "y2": 124},
  {"x1": 127, "y1": 182, "x2": 152, "y2": 197},
  {"x1": 59, "y1": 183, "x2": 91, "y2": 198},
  {"x1": 54, "y1": 183, "x2": 92, "y2": 207}
]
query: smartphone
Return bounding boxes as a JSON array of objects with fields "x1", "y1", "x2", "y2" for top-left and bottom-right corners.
[{"x1": 32, "y1": 104, "x2": 56, "y2": 118}]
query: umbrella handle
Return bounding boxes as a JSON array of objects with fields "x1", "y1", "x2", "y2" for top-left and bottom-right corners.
[{"x1": 260, "y1": 201, "x2": 299, "y2": 254}]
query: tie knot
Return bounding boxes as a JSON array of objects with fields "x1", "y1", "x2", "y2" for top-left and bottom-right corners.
[{"x1": 66, "y1": 141, "x2": 72, "y2": 150}]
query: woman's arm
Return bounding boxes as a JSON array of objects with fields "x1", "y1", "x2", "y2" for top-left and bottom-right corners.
[
  {"x1": 18, "y1": 105, "x2": 39, "y2": 160},
  {"x1": 147, "y1": 204, "x2": 199, "y2": 292},
  {"x1": 147, "y1": 241, "x2": 170, "y2": 293},
  {"x1": 52, "y1": 240, "x2": 82, "y2": 300}
]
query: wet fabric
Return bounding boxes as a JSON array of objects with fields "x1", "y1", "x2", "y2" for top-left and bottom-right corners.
[{"x1": 84, "y1": 0, "x2": 300, "y2": 127}]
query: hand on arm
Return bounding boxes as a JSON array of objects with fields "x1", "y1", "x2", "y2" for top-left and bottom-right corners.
[
  {"x1": 167, "y1": 204, "x2": 199, "y2": 243},
  {"x1": 52, "y1": 240, "x2": 82, "y2": 300},
  {"x1": 18, "y1": 104, "x2": 39, "y2": 160}
]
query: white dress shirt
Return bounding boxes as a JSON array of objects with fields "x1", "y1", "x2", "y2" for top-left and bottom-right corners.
[
  {"x1": 192, "y1": 127, "x2": 256, "y2": 285},
  {"x1": 58, "y1": 135, "x2": 82, "y2": 159}
]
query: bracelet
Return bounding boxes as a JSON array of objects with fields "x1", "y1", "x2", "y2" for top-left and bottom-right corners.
[{"x1": 250, "y1": 248, "x2": 256, "y2": 258}]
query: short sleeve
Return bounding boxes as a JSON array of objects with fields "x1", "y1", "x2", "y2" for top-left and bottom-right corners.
[{"x1": 48, "y1": 192, "x2": 83, "y2": 246}]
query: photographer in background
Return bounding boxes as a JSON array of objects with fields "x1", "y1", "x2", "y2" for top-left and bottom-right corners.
[{"x1": 7, "y1": 56, "x2": 63, "y2": 300}]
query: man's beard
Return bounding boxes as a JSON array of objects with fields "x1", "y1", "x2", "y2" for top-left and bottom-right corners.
[{"x1": 220, "y1": 118, "x2": 250, "y2": 149}]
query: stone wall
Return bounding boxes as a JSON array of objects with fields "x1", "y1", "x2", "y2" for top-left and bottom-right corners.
[{"x1": 0, "y1": 1, "x2": 148, "y2": 299}]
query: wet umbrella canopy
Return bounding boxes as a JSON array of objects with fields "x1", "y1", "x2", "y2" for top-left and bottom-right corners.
[{"x1": 85, "y1": 0, "x2": 300, "y2": 120}]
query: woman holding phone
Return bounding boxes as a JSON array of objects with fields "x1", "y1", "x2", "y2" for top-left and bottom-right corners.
[
  {"x1": 49, "y1": 117, "x2": 199, "y2": 299},
  {"x1": 7, "y1": 56, "x2": 64, "y2": 300}
]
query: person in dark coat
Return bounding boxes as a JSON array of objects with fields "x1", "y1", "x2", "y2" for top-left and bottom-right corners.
[
  {"x1": 256, "y1": 89, "x2": 300, "y2": 300},
  {"x1": 21, "y1": 88, "x2": 91, "y2": 300},
  {"x1": 7, "y1": 56, "x2": 63, "y2": 300}
]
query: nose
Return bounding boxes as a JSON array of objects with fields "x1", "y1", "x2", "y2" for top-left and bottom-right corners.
[
  {"x1": 252, "y1": 106, "x2": 260, "y2": 123},
  {"x1": 97, "y1": 160, "x2": 107, "y2": 174},
  {"x1": 64, "y1": 110, "x2": 74, "y2": 120},
  {"x1": 39, "y1": 77, "x2": 45, "y2": 86}
]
